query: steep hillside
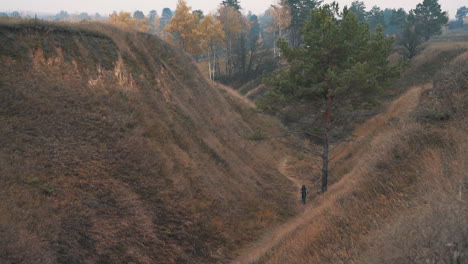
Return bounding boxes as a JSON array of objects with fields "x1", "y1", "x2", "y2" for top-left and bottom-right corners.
[
  {"x1": 0, "y1": 20, "x2": 296, "y2": 263},
  {"x1": 232, "y1": 35, "x2": 467, "y2": 264}
]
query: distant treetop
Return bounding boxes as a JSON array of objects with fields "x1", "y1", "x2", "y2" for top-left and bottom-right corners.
[{"x1": 222, "y1": 0, "x2": 241, "y2": 10}]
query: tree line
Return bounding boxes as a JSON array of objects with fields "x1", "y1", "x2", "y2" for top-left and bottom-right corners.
[
  {"x1": 3, "y1": 0, "x2": 464, "y2": 81},
  {"x1": 103, "y1": 0, "x2": 457, "y2": 81}
]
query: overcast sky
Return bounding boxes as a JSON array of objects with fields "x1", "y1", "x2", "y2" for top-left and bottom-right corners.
[{"x1": 1, "y1": 0, "x2": 464, "y2": 19}]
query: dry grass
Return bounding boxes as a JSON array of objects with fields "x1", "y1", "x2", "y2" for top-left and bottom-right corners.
[
  {"x1": 236, "y1": 85, "x2": 428, "y2": 263},
  {"x1": 234, "y1": 34, "x2": 468, "y2": 264},
  {"x1": 359, "y1": 52, "x2": 468, "y2": 263},
  {"x1": 0, "y1": 20, "x2": 298, "y2": 263},
  {"x1": 250, "y1": 88, "x2": 466, "y2": 264},
  {"x1": 1, "y1": 20, "x2": 466, "y2": 264},
  {"x1": 414, "y1": 51, "x2": 468, "y2": 124},
  {"x1": 398, "y1": 39, "x2": 468, "y2": 90}
]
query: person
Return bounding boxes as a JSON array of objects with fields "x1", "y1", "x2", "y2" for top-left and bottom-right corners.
[{"x1": 301, "y1": 185, "x2": 307, "y2": 204}]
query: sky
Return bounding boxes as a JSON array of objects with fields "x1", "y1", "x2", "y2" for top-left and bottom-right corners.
[{"x1": 0, "y1": 0, "x2": 465, "y2": 19}]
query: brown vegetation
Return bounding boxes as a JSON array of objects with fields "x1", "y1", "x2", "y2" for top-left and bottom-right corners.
[
  {"x1": 233, "y1": 35, "x2": 467, "y2": 264},
  {"x1": 0, "y1": 20, "x2": 297, "y2": 263}
]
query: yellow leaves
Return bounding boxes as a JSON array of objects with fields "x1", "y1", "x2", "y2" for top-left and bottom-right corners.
[
  {"x1": 136, "y1": 20, "x2": 151, "y2": 33},
  {"x1": 264, "y1": 3, "x2": 291, "y2": 34},
  {"x1": 165, "y1": 0, "x2": 201, "y2": 55},
  {"x1": 165, "y1": 0, "x2": 226, "y2": 58},
  {"x1": 109, "y1": 11, "x2": 150, "y2": 33},
  {"x1": 199, "y1": 15, "x2": 225, "y2": 53},
  {"x1": 150, "y1": 16, "x2": 163, "y2": 36},
  {"x1": 217, "y1": 5, "x2": 244, "y2": 37}
]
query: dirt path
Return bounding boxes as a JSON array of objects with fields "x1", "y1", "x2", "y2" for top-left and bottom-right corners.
[
  {"x1": 231, "y1": 84, "x2": 430, "y2": 264},
  {"x1": 330, "y1": 82, "x2": 432, "y2": 165},
  {"x1": 278, "y1": 157, "x2": 302, "y2": 189}
]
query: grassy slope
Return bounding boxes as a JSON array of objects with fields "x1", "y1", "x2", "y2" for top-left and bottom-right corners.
[
  {"x1": 0, "y1": 20, "x2": 297, "y2": 264},
  {"x1": 234, "y1": 33, "x2": 468, "y2": 263}
]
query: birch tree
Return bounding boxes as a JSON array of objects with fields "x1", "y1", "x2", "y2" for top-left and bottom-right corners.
[{"x1": 199, "y1": 15, "x2": 225, "y2": 80}]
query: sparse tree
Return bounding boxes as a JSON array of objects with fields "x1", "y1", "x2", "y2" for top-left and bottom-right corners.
[
  {"x1": 199, "y1": 15, "x2": 225, "y2": 80},
  {"x1": 349, "y1": 1, "x2": 367, "y2": 22},
  {"x1": 389, "y1": 8, "x2": 407, "y2": 36},
  {"x1": 10, "y1": 11, "x2": 21, "y2": 18},
  {"x1": 217, "y1": 5, "x2": 244, "y2": 76},
  {"x1": 192, "y1": 9, "x2": 204, "y2": 20},
  {"x1": 222, "y1": 0, "x2": 241, "y2": 10},
  {"x1": 246, "y1": 15, "x2": 263, "y2": 76},
  {"x1": 148, "y1": 10, "x2": 158, "y2": 22},
  {"x1": 259, "y1": 11, "x2": 274, "y2": 49},
  {"x1": 367, "y1": 6, "x2": 385, "y2": 33},
  {"x1": 398, "y1": 0, "x2": 447, "y2": 58},
  {"x1": 54, "y1": 10, "x2": 69, "y2": 21},
  {"x1": 78, "y1": 12, "x2": 91, "y2": 21},
  {"x1": 413, "y1": 0, "x2": 448, "y2": 41},
  {"x1": 161, "y1": 7, "x2": 174, "y2": 26},
  {"x1": 161, "y1": 8, "x2": 173, "y2": 27},
  {"x1": 399, "y1": 11, "x2": 424, "y2": 59},
  {"x1": 456, "y1": 6, "x2": 468, "y2": 27},
  {"x1": 264, "y1": 3, "x2": 291, "y2": 57},
  {"x1": 161, "y1": 8, "x2": 173, "y2": 38},
  {"x1": 282, "y1": 0, "x2": 323, "y2": 46},
  {"x1": 148, "y1": 10, "x2": 162, "y2": 36},
  {"x1": 260, "y1": 3, "x2": 400, "y2": 193},
  {"x1": 133, "y1": 10, "x2": 145, "y2": 20}
]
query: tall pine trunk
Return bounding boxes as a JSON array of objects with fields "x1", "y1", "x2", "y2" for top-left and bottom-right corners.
[{"x1": 321, "y1": 95, "x2": 333, "y2": 193}]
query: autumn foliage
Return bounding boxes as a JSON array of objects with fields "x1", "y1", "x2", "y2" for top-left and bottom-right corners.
[
  {"x1": 165, "y1": 0, "x2": 201, "y2": 54},
  {"x1": 109, "y1": 11, "x2": 150, "y2": 32}
]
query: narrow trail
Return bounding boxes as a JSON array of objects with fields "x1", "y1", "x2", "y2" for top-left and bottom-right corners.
[
  {"x1": 278, "y1": 157, "x2": 302, "y2": 189},
  {"x1": 330, "y1": 82, "x2": 431, "y2": 166},
  {"x1": 231, "y1": 84, "x2": 430, "y2": 264}
]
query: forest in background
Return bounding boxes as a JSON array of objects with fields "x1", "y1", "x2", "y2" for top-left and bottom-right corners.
[
  {"x1": 2, "y1": 0, "x2": 467, "y2": 88},
  {"x1": 1, "y1": 1, "x2": 467, "y2": 263}
]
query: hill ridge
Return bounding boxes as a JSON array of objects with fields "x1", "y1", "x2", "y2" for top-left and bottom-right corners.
[{"x1": 0, "y1": 21, "x2": 295, "y2": 263}]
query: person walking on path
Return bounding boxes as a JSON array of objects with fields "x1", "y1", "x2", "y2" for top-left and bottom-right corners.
[{"x1": 301, "y1": 185, "x2": 307, "y2": 204}]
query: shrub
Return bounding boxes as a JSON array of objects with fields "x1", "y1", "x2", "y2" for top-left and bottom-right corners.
[{"x1": 40, "y1": 183, "x2": 56, "y2": 195}]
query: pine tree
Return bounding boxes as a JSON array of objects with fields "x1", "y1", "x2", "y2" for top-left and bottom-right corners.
[
  {"x1": 456, "y1": 6, "x2": 468, "y2": 27},
  {"x1": 161, "y1": 8, "x2": 173, "y2": 27},
  {"x1": 148, "y1": 11, "x2": 162, "y2": 36},
  {"x1": 413, "y1": 0, "x2": 448, "y2": 41},
  {"x1": 192, "y1": 10, "x2": 204, "y2": 20},
  {"x1": 222, "y1": 0, "x2": 241, "y2": 10},
  {"x1": 367, "y1": 6, "x2": 385, "y2": 33},
  {"x1": 282, "y1": 0, "x2": 323, "y2": 46},
  {"x1": 260, "y1": 3, "x2": 400, "y2": 192},
  {"x1": 148, "y1": 10, "x2": 158, "y2": 22},
  {"x1": 349, "y1": 1, "x2": 367, "y2": 22},
  {"x1": 399, "y1": 11, "x2": 423, "y2": 59},
  {"x1": 133, "y1": 10, "x2": 145, "y2": 20},
  {"x1": 389, "y1": 8, "x2": 407, "y2": 36}
]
